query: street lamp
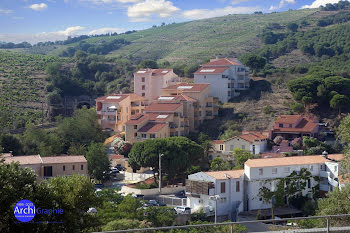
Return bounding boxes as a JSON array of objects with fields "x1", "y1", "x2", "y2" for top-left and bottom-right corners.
[
  {"x1": 209, "y1": 195, "x2": 220, "y2": 223},
  {"x1": 159, "y1": 153, "x2": 164, "y2": 194}
]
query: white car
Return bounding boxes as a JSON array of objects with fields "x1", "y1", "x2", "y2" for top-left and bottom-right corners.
[
  {"x1": 87, "y1": 207, "x2": 98, "y2": 214},
  {"x1": 174, "y1": 206, "x2": 191, "y2": 214}
]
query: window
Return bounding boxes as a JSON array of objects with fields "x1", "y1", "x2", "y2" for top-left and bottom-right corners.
[
  {"x1": 63, "y1": 165, "x2": 65, "y2": 171},
  {"x1": 142, "y1": 134, "x2": 146, "y2": 138},
  {"x1": 279, "y1": 123, "x2": 283, "y2": 128},
  {"x1": 134, "y1": 125, "x2": 137, "y2": 129},
  {"x1": 44, "y1": 166, "x2": 52, "y2": 177},
  {"x1": 221, "y1": 182, "x2": 226, "y2": 193},
  {"x1": 307, "y1": 179, "x2": 311, "y2": 188},
  {"x1": 204, "y1": 75, "x2": 206, "y2": 79},
  {"x1": 310, "y1": 165, "x2": 313, "y2": 171},
  {"x1": 142, "y1": 77, "x2": 145, "y2": 82},
  {"x1": 228, "y1": 91, "x2": 231, "y2": 96},
  {"x1": 259, "y1": 168, "x2": 263, "y2": 175},
  {"x1": 334, "y1": 166, "x2": 338, "y2": 172},
  {"x1": 150, "y1": 134, "x2": 156, "y2": 138},
  {"x1": 284, "y1": 167, "x2": 290, "y2": 173},
  {"x1": 289, "y1": 124, "x2": 292, "y2": 128},
  {"x1": 320, "y1": 164, "x2": 326, "y2": 171},
  {"x1": 142, "y1": 93, "x2": 145, "y2": 97},
  {"x1": 134, "y1": 133, "x2": 137, "y2": 137},
  {"x1": 142, "y1": 85, "x2": 145, "y2": 90},
  {"x1": 219, "y1": 145, "x2": 224, "y2": 151},
  {"x1": 73, "y1": 165, "x2": 75, "y2": 170},
  {"x1": 236, "y1": 181, "x2": 240, "y2": 192},
  {"x1": 241, "y1": 145, "x2": 245, "y2": 150},
  {"x1": 230, "y1": 145, "x2": 234, "y2": 151},
  {"x1": 272, "y1": 168, "x2": 277, "y2": 174},
  {"x1": 81, "y1": 165, "x2": 84, "y2": 170},
  {"x1": 228, "y1": 83, "x2": 231, "y2": 88}
]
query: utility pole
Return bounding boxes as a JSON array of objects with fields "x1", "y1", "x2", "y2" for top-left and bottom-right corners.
[{"x1": 159, "y1": 153, "x2": 164, "y2": 194}]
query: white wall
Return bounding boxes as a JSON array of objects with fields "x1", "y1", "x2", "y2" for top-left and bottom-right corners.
[{"x1": 194, "y1": 74, "x2": 229, "y2": 103}]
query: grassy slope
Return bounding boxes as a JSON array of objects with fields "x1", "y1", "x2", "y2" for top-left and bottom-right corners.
[{"x1": 49, "y1": 9, "x2": 317, "y2": 63}]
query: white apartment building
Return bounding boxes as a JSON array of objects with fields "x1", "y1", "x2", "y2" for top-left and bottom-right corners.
[
  {"x1": 133, "y1": 69, "x2": 180, "y2": 101},
  {"x1": 194, "y1": 58, "x2": 250, "y2": 103},
  {"x1": 186, "y1": 170, "x2": 244, "y2": 221},
  {"x1": 186, "y1": 153, "x2": 344, "y2": 220}
]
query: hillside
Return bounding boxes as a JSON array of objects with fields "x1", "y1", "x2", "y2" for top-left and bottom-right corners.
[{"x1": 47, "y1": 9, "x2": 317, "y2": 64}]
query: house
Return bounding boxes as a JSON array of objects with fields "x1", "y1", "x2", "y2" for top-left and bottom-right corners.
[
  {"x1": 133, "y1": 68, "x2": 180, "y2": 101},
  {"x1": 210, "y1": 132, "x2": 268, "y2": 159},
  {"x1": 2, "y1": 153, "x2": 88, "y2": 181},
  {"x1": 194, "y1": 58, "x2": 250, "y2": 103},
  {"x1": 186, "y1": 152, "x2": 345, "y2": 220},
  {"x1": 186, "y1": 170, "x2": 244, "y2": 221},
  {"x1": 244, "y1": 153, "x2": 342, "y2": 211},
  {"x1": 270, "y1": 115, "x2": 319, "y2": 140},
  {"x1": 96, "y1": 93, "x2": 147, "y2": 132}
]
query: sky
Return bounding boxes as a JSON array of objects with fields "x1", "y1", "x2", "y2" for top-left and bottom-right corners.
[{"x1": 0, "y1": 0, "x2": 347, "y2": 43}]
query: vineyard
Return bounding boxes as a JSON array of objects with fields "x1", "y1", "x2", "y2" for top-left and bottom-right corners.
[{"x1": 0, "y1": 51, "x2": 64, "y2": 130}]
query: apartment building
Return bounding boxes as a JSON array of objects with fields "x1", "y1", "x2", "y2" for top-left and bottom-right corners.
[
  {"x1": 161, "y1": 83, "x2": 219, "y2": 128},
  {"x1": 96, "y1": 93, "x2": 147, "y2": 132},
  {"x1": 270, "y1": 115, "x2": 319, "y2": 140},
  {"x1": 194, "y1": 58, "x2": 250, "y2": 103},
  {"x1": 186, "y1": 153, "x2": 344, "y2": 219},
  {"x1": 2, "y1": 153, "x2": 88, "y2": 181},
  {"x1": 133, "y1": 68, "x2": 180, "y2": 101},
  {"x1": 186, "y1": 170, "x2": 244, "y2": 221},
  {"x1": 210, "y1": 132, "x2": 268, "y2": 159}
]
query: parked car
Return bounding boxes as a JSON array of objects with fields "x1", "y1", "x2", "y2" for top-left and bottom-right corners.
[
  {"x1": 87, "y1": 207, "x2": 98, "y2": 214},
  {"x1": 175, "y1": 190, "x2": 187, "y2": 198},
  {"x1": 94, "y1": 183, "x2": 104, "y2": 189},
  {"x1": 114, "y1": 164, "x2": 126, "y2": 171},
  {"x1": 147, "y1": 200, "x2": 166, "y2": 206},
  {"x1": 174, "y1": 206, "x2": 191, "y2": 214},
  {"x1": 131, "y1": 194, "x2": 145, "y2": 199}
]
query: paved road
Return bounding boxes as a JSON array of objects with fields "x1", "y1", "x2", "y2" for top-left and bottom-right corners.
[{"x1": 237, "y1": 215, "x2": 271, "y2": 232}]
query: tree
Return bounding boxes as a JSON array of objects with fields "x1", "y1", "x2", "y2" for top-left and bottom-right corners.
[
  {"x1": 287, "y1": 23, "x2": 298, "y2": 32},
  {"x1": 0, "y1": 134, "x2": 22, "y2": 155},
  {"x1": 233, "y1": 148, "x2": 254, "y2": 169},
  {"x1": 116, "y1": 195, "x2": 143, "y2": 220},
  {"x1": 330, "y1": 94, "x2": 350, "y2": 115},
  {"x1": 241, "y1": 54, "x2": 266, "y2": 73},
  {"x1": 210, "y1": 157, "x2": 232, "y2": 171},
  {"x1": 138, "y1": 60, "x2": 158, "y2": 69},
  {"x1": 102, "y1": 219, "x2": 150, "y2": 231},
  {"x1": 85, "y1": 143, "x2": 110, "y2": 181},
  {"x1": 128, "y1": 137, "x2": 203, "y2": 183},
  {"x1": 143, "y1": 206, "x2": 176, "y2": 227}
]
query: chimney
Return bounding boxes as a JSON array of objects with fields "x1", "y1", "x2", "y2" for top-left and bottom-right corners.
[
  {"x1": 322, "y1": 151, "x2": 328, "y2": 158},
  {"x1": 9, "y1": 151, "x2": 13, "y2": 156}
]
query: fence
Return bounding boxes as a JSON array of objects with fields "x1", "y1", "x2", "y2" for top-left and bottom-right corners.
[{"x1": 93, "y1": 214, "x2": 350, "y2": 233}]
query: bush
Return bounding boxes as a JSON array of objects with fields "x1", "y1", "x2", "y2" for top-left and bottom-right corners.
[
  {"x1": 263, "y1": 105, "x2": 273, "y2": 114},
  {"x1": 135, "y1": 183, "x2": 158, "y2": 189},
  {"x1": 290, "y1": 103, "x2": 304, "y2": 113}
]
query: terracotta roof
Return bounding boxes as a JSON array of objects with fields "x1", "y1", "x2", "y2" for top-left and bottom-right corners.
[
  {"x1": 145, "y1": 103, "x2": 182, "y2": 112},
  {"x1": 245, "y1": 155, "x2": 334, "y2": 168},
  {"x1": 129, "y1": 93, "x2": 145, "y2": 101},
  {"x1": 147, "y1": 113, "x2": 173, "y2": 121},
  {"x1": 180, "y1": 94, "x2": 198, "y2": 102},
  {"x1": 134, "y1": 69, "x2": 173, "y2": 77},
  {"x1": 126, "y1": 114, "x2": 149, "y2": 124},
  {"x1": 238, "y1": 133, "x2": 267, "y2": 143},
  {"x1": 109, "y1": 154, "x2": 124, "y2": 160},
  {"x1": 202, "y1": 58, "x2": 242, "y2": 67},
  {"x1": 275, "y1": 115, "x2": 303, "y2": 124},
  {"x1": 261, "y1": 153, "x2": 284, "y2": 159},
  {"x1": 3, "y1": 155, "x2": 42, "y2": 165},
  {"x1": 162, "y1": 83, "x2": 209, "y2": 92},
  {"x1": 194, "y1": 66, "x2": 229, "y2": 75},
  {"x1": 42, "y1": 155, "x2": 87, "y2": 164},
  {"x1": 204, "y1": 169, "x2": 244, "y2": 179},
  {"x1": 96, "y1": 93, "x2": 129, "y2": 103},
  {"x1": 273, "y1": 117, "x2": 318, "y2": 133},
  {"x1": 327, "y1": 154, "x2": 344, "y2": 161},
  {"x1": 211, "y1": 140, "x2": 225, "y2": 144},
  {"x1": 138, "y1": 122, "x2": 167, "y2": 133}
]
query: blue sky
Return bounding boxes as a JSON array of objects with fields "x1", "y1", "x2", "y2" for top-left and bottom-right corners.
[{"x1": 0, "y1": 0, "x2": 346, "y2": 43}]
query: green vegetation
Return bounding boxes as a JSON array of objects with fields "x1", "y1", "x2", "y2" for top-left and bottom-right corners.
[
  {"x1": 210, "y1": 157, "x2": 232, "y2": 171},
  {"x1": 233, "y1": 148, "x2": 254, "y2": 169}
]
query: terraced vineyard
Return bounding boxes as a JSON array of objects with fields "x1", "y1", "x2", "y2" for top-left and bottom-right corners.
[{"x1": 0, "y1": 51, "x2": 64, "y2": 129}]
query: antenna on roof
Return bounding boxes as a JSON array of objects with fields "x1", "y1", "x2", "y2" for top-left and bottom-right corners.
[{"x1": 322, "y1": 151, "x2": 328, "y2": 158}]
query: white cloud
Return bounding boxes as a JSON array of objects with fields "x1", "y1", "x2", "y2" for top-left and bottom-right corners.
[
  {"x1": 231, "y1": 0, "x2": 250, "y2": 5},
  {"x1": 0, "y1": 8, "x2": 13, "y2": 14},
  {"x1": 29, "y1": 3, "x2": 48, "y2": 11},
  {"x1": 89, "y1": 27, "x2": 124, "y2": 34},
  {"x1": 269, "y1": 0, "x2": 295, "y2": 11},
  {"x1": 127, "y1": 0, "x2": 179, "y2": 21},
  {"x1": 82, "y1": 0, "x2": 141, "y2": 4},
  {"x1": 302, "y1": 0, "x2": 347, "y2": 8},
  {"x1": 182, "y1": 6, "x2": 261, "y2": 20},
  {"x1": 0, "y1": 26, "x2": 85, "y2": 44}
]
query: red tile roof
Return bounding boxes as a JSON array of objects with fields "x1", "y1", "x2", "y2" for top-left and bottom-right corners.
[
  {"x1": 211, "y1": 140, "x2": 225, "y2": 144},
  {"x1": 126, "y1": 114, "x2": 149, "y2": 124},
  {"x1": 204, "y1": 169, "x2": 244, "y2": 179},
  {"x1": 180, "y1": 94, "x2": 198, "y2": 102},
  {"x1": 96, "y1": 93, "x2": 129, "y2": 103},
  {"x1": 162, "y1": 83, "x2": 209, "y2": 92},
  {"x1": 202, "y1": 58, "x2": 242, "y2": 67},
  {"x1": 3, "y1": 155, "x2": 42, "y2": 165},
  {"x1": 275, "y1": 115, "x2": 303, "y2": 124},
  {"x1": 145, "y1": 102, "x2": 182, "y2": 112},
  {"x1": 194, "y1": 66, "x2": 229, "y2": 75},
  {"x1": 273, "y1": 117, "x2": 318, "y2": 133},
  {"x1": 147, "y1": 113, "x2": 173, "y2": 121},
  {"x1": 41, "y1": 155, "x2": 87, "y2": 164},
  {"x1": 260, "y1": 153, "x2": 284, "y2": 159},
  {"x1": 109, "y1": 154, "x2": 124, "y2": 160},
  {"x1": 239, "y1": 133, "x2": 268, "y2": 143},
  {"x1": 134, "y1": 69, "x2": 173, "y2": 76},
  {"x1": 138, "y1": 122, "x2": 167, "y2": 133}
]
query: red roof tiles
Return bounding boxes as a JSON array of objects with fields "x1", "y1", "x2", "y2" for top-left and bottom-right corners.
[
  {"x1": 162, "y1": 83, "x2": 209, "y2": 92},
  {"x1": 145, "y1": 103, "x2": 182, "y2": 112},
  {"x1": 194, "y1": 67, "x2": 229, "y2": 74},
  {"x1": 239, "y1": 133, "x2": 267, "y2": 143},
  {"x1": 135, "y1": 69, "x2": 173, "y2": 76},
  {"x1": 138, "y1": 122, "x2": 167, "y2": 133},
  {"x1": 275, "y1": 115, "x2": 302, "y2": 124},
  {"x1": 202, "y1": 58, "x2": 242, "y2": 67},
  {"x1": 273, "y1": 116, "x2": 318, "y2": 133}
]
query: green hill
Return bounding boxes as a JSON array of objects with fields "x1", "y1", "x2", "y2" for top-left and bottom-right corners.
[{"x1": 48, "y1": 9, "x2": 318, "y2": 64}]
